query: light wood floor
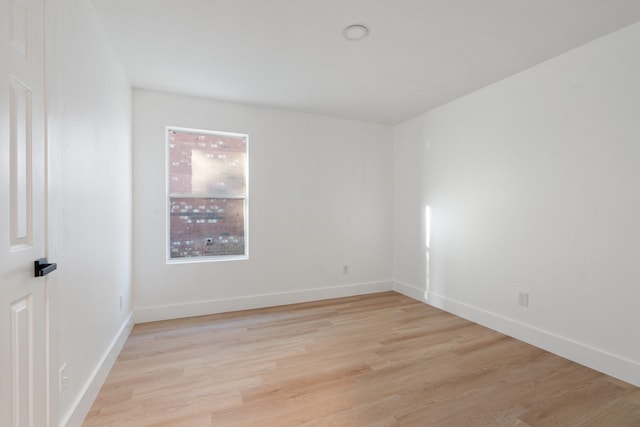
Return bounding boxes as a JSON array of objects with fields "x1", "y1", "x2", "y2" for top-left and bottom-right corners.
[{"x1": 84, "y1": 292, "x2": 640, "y2": 426}]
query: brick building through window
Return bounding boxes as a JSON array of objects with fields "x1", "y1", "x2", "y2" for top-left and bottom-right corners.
[{"x1": 167, "y1": 127, "x2": 248, "y2": 261}]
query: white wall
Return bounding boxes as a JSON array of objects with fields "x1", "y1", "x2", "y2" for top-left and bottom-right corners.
[
  {"x1": 46, "y1": 0, "x2": 132, "y2": 425},
  {"x1": 133, "y1": 90, "x2": 393, "y2": 322},
  {"x1": 393, "y1": 22, "x2": 640, "y2": 386}
]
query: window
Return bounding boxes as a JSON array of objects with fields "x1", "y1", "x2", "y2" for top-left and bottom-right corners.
[{"x1": 167, "y1": 127, "x2": 248, "y2": 262}]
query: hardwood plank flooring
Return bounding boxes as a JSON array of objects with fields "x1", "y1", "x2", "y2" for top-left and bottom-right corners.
[{"x1": 83, "y1": 292, "x2": 640, "y2": 426}]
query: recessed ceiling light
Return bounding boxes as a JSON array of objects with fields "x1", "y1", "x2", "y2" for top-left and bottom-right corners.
[{"x1": 343, "y1": 24, "x2": 369, "y2": 41}]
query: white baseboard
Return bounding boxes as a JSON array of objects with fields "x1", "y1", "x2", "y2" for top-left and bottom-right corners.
[
  {"x1": 392, "y1": 280, "x2": 428, "y2": 303},
  {"x1": 393, "y1": 281, "x2": 640, "y2": 388},
  {"x1": 135, "y1": 280, "x2": 394, "y2": 324},
  {"x1": 61, "y1": 313, "x2": 134, "y2": 427}
]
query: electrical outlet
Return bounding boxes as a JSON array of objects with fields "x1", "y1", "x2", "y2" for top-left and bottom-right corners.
[
  {"x1": 342, "y1": 265, "x2": 349, "y2": 274},
  {"x1": 58, "y1": 363, "x2": 69, "y2": 394},
  {"x1": 518, "y1": 292, "x2": 529, "y2": 307}
]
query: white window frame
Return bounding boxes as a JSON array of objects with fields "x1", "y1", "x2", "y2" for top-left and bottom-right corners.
[{"x1": 165, "y1": 126, "x2": 249, "y2": 264}]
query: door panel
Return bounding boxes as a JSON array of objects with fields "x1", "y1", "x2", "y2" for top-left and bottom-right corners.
[
  {"x1": 10, "y1": 296, "x2": 33, "y2": 426},
  {"x1": 9, "y1": 75, "x2": 33, "y2": 248},
  {"x1": 1, "y1": 0, "x2": 48, "y2": 425}
]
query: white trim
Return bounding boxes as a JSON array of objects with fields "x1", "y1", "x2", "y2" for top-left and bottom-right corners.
[
  {"x1": 135, "y1": 281, "x2": 394, "y2": 324},
  {"x1": 392, "y1": 280, "x2": 428, "y2": 303},
  {"x1": 61, "y1": 313, "x2": 134, "y2": 427},
  {"x1": 393, "y1": 281, "x2": 640, "y2": 388}
]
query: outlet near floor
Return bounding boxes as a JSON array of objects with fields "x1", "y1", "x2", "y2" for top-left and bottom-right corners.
[
  {"x1": 518, "y1": 292, "x2": 529, "y2": 307},
  {"x1": 58, "y1": 363, "x2": 69, "y2": 394}
]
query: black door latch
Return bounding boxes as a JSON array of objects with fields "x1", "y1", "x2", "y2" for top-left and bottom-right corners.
[{"x1": 34, "y1": 258, "x2": 57, "y2": 277}]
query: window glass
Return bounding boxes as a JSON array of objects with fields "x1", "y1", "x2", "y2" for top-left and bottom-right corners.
[{"x1": 167, "y1": 128, "x2": 248, "y2": 261}]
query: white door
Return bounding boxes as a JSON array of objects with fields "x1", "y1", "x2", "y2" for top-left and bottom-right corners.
[{"x1": 0, "y1": 0, "x2": 50, "y2": 425}]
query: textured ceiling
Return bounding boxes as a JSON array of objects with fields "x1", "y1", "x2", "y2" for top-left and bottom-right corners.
[{"x1": 91, "y1": 0, "x2": 640, "y2": 124}]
